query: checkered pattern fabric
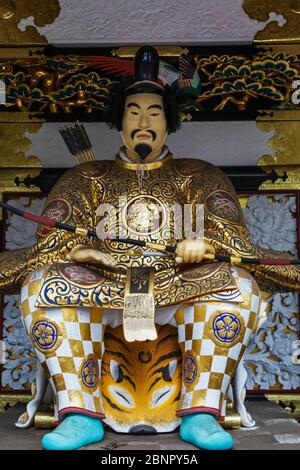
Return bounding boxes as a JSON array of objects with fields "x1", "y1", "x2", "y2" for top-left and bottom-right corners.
[
  {"x1": 20, "y1": 265, "x2": 263, "y2": 424},
  {"x1": 20, "y1": 268, "x2": 105, "y2": 420},
  {"x1": 175, "y1": 266, "x2": 262, "y2": 419}
]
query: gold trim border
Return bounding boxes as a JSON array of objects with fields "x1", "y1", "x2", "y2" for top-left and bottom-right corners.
[
  {"x1": 0, "y1": 393, "x2": 31, "y2": 413},
  {"x1": 266, "y1": 394, "x2": 300, "y2": 420},
  {"x1": 115, "y1": 153, "x2": 173, "y2": 171}
]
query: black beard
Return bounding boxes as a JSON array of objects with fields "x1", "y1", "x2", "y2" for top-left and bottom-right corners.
[{"x1": 135, "y1": 143, "x2": 152, "y2": 161}]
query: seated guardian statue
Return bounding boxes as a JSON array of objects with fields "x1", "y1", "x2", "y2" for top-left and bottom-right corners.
[{"x1": 1, "y1": 46, "x2": 299, "y2": 450}]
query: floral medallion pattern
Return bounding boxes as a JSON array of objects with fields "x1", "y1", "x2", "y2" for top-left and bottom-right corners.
[
  {"x1": 30, "y1": 319, "x2": 62, "y2": 353},
  {"x1": 213, "y1": 313, "x2": 241, "y2": 343},
  {"x1": 80, "y1": 355, "x2": 99, "y2": 390},
  {"x1": 183, "y1": 352, "x2": 198, "y2": 385}
]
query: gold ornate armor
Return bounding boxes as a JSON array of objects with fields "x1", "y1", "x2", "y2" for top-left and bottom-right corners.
[
  {"x1": 2, "y1": 150, "x2": 300, "y2": 423},
  {"x1": 1, "y1": 150, "x2": 300, "y2": 300},
  {"x1": 0, "y1": 150, "x2": 300, "y2": 302}
]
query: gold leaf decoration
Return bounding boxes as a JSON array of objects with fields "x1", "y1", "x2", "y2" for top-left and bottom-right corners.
[
  {"x1": 0, "y1": 121, "x2": 42, "y2": 168},
  {"x1": 257, "y1": 116, "x2": 300, "y2": 189},
  {"x1": 0, "y1": 0, "x2": 60, "y2": 45},
  {"x1": 243, "y1": 0, "x2": 300, "y2": 43}
]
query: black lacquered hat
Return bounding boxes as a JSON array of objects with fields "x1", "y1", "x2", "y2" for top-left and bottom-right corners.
[{"x1": 125, "y1": 46, "x2": 164, "y2": 96}]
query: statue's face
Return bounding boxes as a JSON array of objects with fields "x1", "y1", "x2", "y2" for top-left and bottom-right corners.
[{"x1": 121, "y1": 93, "x2": 167, "y2": 161}]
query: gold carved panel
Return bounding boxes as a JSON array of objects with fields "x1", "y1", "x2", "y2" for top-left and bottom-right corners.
[
  {"x1": 256, "y1": 111, "x2": 300, "y2": 189},
  {"x1": 0, "y1": 0, "x2": 60, "y2": 45},
  {"x1": 243, "y1": 0, "x2": 300, "y2": 43},
  {"x1": 0, "y1": 113, "x2": 42, "y2": 218}
]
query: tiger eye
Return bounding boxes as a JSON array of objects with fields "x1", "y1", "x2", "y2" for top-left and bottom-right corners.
[
  {"x1": 116, "y1": 365, "x2": 124, "y2": 383},
  {"x1": 162, "y1": 364, "x2": 173, "y2": 382}
]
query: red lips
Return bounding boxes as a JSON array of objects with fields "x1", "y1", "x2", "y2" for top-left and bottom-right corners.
[{"x1": 136, "y1": 133, "x2": 151, "y2": 140}]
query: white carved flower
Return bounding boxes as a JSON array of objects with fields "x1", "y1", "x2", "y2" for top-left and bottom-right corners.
[
  {"x1": 272, "y1": 337, "x2": 293, "y2": 360},
  {"x1": 5, "y1": 197, "x2": 45, "y2": 250},
  {"x1": 243, "y1": 195, "x2": 297, "y2": 254},
  {"x1": 278, "y1": 369, "x2": 300, "y2": 389},
  {"x1": 2, "y1": 295, "x2": 36, "y2": 389},
  {"x1": 254, "y1": 364, "x2": 275, "y2": 388}
]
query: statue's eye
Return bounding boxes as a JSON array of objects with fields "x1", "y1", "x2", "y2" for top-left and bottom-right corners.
[
  {"x1": 110, "y1": 359, "x2": 124, "y2": 383},
  {"x1": 162, "y1": 359, "x2": 177, "y2": 382}
]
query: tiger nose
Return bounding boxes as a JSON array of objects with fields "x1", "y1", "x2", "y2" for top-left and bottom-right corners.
[{"x1": 129, "y1": 425, "x2": 157, "y2": 434}]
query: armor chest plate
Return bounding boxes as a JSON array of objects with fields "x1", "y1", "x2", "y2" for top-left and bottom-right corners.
[{"x1": 95, "y1": 160, "x2": 188, "y2": 270}]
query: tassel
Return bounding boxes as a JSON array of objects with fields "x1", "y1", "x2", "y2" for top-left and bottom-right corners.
[{"x1": 123, "y1": 267, "x2": 157, "y2": 342}]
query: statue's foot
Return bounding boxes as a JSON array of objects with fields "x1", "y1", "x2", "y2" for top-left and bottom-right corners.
[
  {"x1": 42, "y1": 413, "x2": 104, "y2": 450},
  {"x1": 180, "y1": 413, "x2": 233, "y2": 450}
]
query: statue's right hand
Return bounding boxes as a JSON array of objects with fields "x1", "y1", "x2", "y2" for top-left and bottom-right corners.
[{"x1": 66, "y1": 244, "x2": 117, "y2": 268}]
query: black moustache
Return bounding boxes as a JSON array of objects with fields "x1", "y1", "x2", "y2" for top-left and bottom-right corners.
[{"x1": 131, "y1": 129, "x2": 157, "y2": 141}]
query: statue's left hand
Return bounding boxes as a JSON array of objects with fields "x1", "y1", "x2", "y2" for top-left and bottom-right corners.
[
  {"x1": 175, "y1": 239, "x2": 215, "y2": 265},
  {"x1": 66, "y1": 244, "x2": 117, "y2": 268}
]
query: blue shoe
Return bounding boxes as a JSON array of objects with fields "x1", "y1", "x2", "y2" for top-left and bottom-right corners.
[
  {"x1": 180, "y1": 413, "x2": 233, "y2": 450},
  {"x1": 42, "y1": 413, "x2": 104, "y2": 450}
]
